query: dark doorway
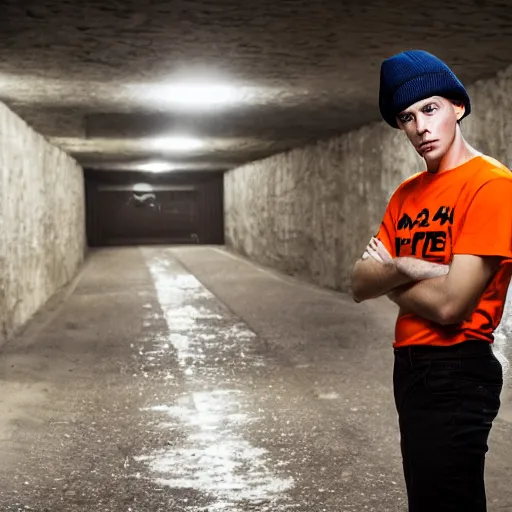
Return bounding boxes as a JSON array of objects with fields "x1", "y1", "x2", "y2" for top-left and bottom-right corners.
[{"x1": 85, "y1": 170, "x2": 224, "y2": 247}]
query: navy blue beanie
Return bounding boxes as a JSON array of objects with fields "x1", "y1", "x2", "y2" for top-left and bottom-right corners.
[{"x1": 379, "y1": 50, "x2": 471, "y2": 128}]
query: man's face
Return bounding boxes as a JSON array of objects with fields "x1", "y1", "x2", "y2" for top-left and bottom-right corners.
[{"x1": 396, "y1": 96, "x2": 465, "y2": 165}]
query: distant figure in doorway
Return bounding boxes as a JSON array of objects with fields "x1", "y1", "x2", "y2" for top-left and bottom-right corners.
[
  {"x1": 350, "y1": 50, "x2": 512, "y2": 512},
  {"x1": 129, "y1": 183, "x2": 161, "y2": 212}
]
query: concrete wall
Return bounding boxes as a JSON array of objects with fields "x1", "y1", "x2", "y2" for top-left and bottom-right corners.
[
  {"x1": 224, "y1": 64, "x2": 512, "y2": 291},
  {"x1": 0, "y1": 102, "x2": 86, "y2": 343}
]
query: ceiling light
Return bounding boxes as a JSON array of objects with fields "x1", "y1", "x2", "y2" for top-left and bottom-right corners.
[
  {"x1": 165, "y1": 84, "x2": 237, "y2": 106},
  {"x1": 129, "y1": 81, "x2": 249, "y2": 109},
  {"x1": 137, "y1": 162, "x2": 176, "y2": 173},
  {"x1": 150, "y1": 136, "x2": 204, "y2": 151},
  {"x1": 133, "y1": 183, "x2": 153, "y2": 193}
]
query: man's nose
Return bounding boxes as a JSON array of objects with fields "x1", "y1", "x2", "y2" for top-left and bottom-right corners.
[{"x1": 416, "y1": 114, "x2": 429, "y2": 136}]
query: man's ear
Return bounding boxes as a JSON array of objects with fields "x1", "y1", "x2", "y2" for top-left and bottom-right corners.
[{"x1": 451, "y1": 100, "x2": 465, "y2": 121}]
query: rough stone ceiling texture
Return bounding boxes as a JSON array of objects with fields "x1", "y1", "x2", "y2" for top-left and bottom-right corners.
[{"x1": 1, "y1": 0, "x2": 512, "y2": 171}]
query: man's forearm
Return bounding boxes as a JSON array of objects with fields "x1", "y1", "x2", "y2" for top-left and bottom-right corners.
[
  {"x1": 351, "y1": 254, "x2": 449, "y2": 303},
  {"x1": 395, "y1": 257, "x2": 449, "y2": 280},
  {"x1": 350, "y1": 258, "x2": 412, "y2": 302},
  {"x1": 389, "y1": 276, "x2": 457, "y2": 325}
]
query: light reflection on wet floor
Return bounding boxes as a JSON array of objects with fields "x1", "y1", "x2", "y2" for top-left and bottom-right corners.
[{"x1": 136, "y1": 249, "x2": 294, "y2": 510}]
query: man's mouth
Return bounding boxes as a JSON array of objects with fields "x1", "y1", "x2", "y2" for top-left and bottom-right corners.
[{"x1": 419, "y1": 140, "x2": 438, "y2": 152}]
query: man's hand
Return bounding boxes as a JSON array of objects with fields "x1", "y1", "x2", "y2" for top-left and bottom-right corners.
[
  {"x1": 351, "y1": 238, "x2": 412, "y2": 302},
  {"x1": 364, "y1": 237, "x2": 393, "y2": 264}
]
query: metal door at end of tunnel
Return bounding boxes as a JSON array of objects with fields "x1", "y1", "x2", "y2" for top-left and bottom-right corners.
[{"x1": 95, "y1": 188, "x2": 200, "y2": 246}]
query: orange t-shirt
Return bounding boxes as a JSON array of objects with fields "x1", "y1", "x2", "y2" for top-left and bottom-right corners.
[{"x1": 377, "y1": 155, "x2": 512, "y2": 348}]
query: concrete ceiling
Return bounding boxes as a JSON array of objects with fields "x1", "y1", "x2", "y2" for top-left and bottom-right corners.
[{"x1": 1, "y1": 0, "x2": 512, "y2": 172}]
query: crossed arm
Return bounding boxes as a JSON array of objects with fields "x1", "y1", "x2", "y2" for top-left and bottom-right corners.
[{"x1": 350, "y1": 238, "x2": 501, "y2": 325}]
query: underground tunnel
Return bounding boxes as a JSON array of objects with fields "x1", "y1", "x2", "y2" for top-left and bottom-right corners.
[{"x1": 0, "y1": 1, "x2": 512, "y2": 510}]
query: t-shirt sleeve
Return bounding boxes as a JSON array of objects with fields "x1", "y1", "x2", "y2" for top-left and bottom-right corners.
[
  {"x1": 453, "y1": 178, "x2": 512, "y2": 258},
  {"x1": 376, "y1": 197, "x2": 397, "y2": 258}
]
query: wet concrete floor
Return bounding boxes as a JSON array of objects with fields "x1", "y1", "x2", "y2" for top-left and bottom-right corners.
[{"x1": 0, "y1": 246, "x2": 511, "y2": 511}]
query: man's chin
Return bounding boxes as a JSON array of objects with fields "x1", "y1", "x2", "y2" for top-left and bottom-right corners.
[
  {"x1": 423, "y1": 152, "x2": 443, "y2": 173},
  {"x1": 423, "y1": 150, "x2": 442, "y2": 163}
]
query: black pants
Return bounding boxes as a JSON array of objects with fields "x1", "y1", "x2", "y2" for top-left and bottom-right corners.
[{"x1": 393, "y1": 340, "x2": 503, "y2": 512}]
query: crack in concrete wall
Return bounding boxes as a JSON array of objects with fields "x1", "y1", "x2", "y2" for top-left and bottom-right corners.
[{"x1": 0, "y1": 102, "x2": 86, "y2": 343}]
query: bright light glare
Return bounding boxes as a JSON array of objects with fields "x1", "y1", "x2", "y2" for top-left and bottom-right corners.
[
  {"x1": 150, "y1": 137, "x2": 204, "y2": 151},
  {"x1": 163, "y1": 84, "x2": 238, "y2": 106},
  {"x1": 130, "y1": 82, "x2": 247, "y2": 109},
  {"x1": 133, "y1": 183, "x2": 154, "y2": 193},
  {"x1": 138, "y1": 162, "x2": 176, "y2": 173}
]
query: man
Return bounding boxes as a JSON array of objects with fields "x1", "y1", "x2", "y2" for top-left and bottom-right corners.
[{"x1": 350, "y1": 50, "x2": 512, "y2": 512}]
